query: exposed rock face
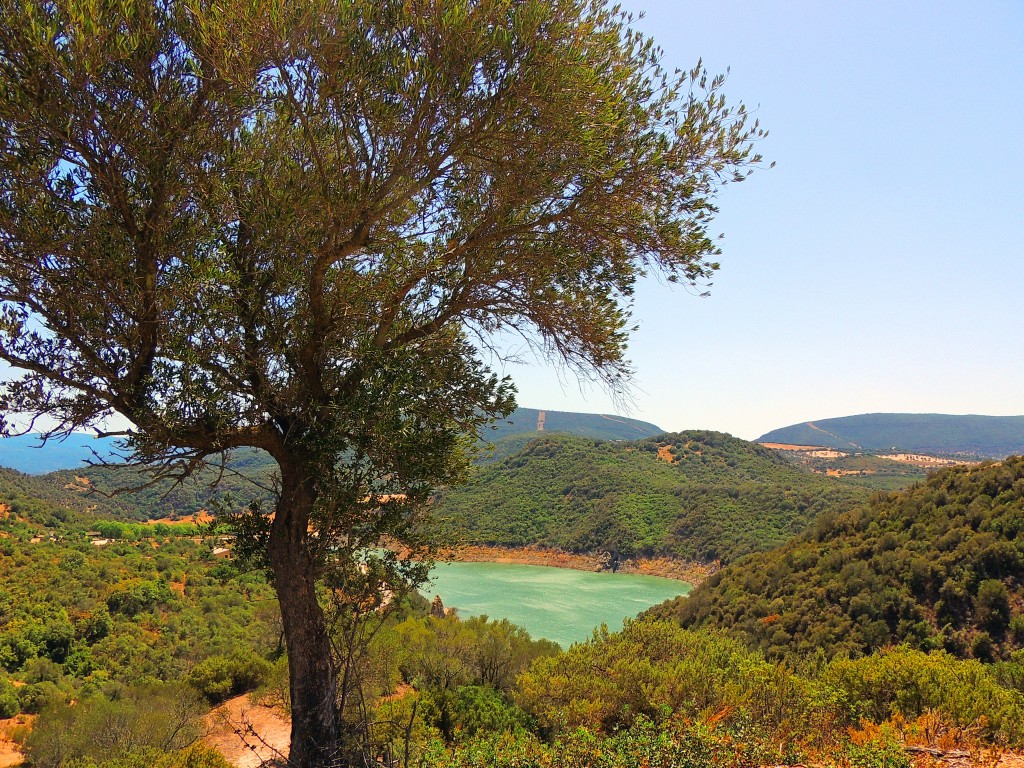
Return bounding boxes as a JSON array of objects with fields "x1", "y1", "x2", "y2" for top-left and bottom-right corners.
[{"x1": 430, "y1": 594, "x2": 445, "y2": 618}]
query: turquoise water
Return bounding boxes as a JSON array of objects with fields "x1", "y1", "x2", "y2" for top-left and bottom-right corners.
[{"x1": 423, "y1": 561, "x2": 691, "y2": 648}]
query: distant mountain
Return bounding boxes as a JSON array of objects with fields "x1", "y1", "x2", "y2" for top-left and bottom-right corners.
[
  {"x1": 758, "y1": 413, "x2": 1024, "y2": 458},
  {"x1": 652, "y1": 456, "x2": 1024, "y2": 663},
  {"x1": 483, "y1": 407, "x2": 663, "y2": 442},
  {"x1": 0, "y1": 433, "x2": 124, "y2": 474},
  {"x1": 0, "y1": 408, "x2": 661, "y2": 475},
  {"x1": 432, "y1": 430, "x2": 867, "y2": 564}
]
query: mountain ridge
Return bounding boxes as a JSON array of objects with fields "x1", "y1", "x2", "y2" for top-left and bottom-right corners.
[
  {"x1": 0, "y1": 407, "x2": 664, "y2": 475},
  {"x1": 759, "y1": 413, "x2": 1024, "y2": 458}
]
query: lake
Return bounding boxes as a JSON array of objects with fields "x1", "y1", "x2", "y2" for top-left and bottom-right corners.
[{"x1": 423, "y1": 561, "x2": 691, "y2": 647}]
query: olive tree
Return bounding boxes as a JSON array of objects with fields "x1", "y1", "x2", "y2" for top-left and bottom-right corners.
[{"x1": 0, "y1": 0, "x2": 766, "y2": 764}]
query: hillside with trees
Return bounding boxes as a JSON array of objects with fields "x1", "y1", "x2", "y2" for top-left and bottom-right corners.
[
  {"x1": 485, "y1": 407, "x2": 663, "y2": 442},
  {"x1": 651, "y1": 456, "x2": 1024, "y2": 663},
  {"x1": 0, "y1": 407, "x2": 663, "y2": 476},
  {"x1": 7, "y1": 430, "x2": 872, "y2": 568},
  {"x1": 5, "y1": 450, "x2": 1024, "y2": 767},
  {"x1": 431, "y1": 431, "x2": 868, "y2": 564},
  {"x1": 759, "y1": 413, "x2": 1024, "y2": 457}
]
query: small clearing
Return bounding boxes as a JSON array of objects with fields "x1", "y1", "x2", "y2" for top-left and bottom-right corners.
[
  {"x1": 146, "y1": 510, "x2": 214, "y2": 526},
  {"x1": 881, "y1": 453, "x2": 977, "y2": 468},
  {"x1": 0, "y1": 714, "x2": 33, "y2": 767},
  {"x1": 204, "y1": 694, "x2": 290, "y2": 768}
]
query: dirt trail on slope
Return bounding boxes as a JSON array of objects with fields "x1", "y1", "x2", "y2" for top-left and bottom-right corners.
[
  {"x1": 805, "y1": 421, "x2": 861, "y2": 450},
  {"x1": 204, "y1": 694, "x2": 290, "y2": 768},
  {"x1": 0, "y1": 715, "x2": 33, "y2": 767}
]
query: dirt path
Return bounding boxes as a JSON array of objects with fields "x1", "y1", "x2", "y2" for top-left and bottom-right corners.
[
  {"x1": 204, "y1": 694, "x2": 290, "y2": 768},
  {"x1": 0, "y1": 715, "x2": 32, "y2": 767},
  {"x1": 805, "y1": 421, "x2": 861, "y2": 450}
]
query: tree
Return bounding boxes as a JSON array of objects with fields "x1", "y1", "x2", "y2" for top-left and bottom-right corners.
[{"x1": 0, "y1": 0, "x2": 766, "y2": 764}]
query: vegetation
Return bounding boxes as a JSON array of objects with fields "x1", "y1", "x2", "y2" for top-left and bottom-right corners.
[
  {"x1": 6, "y1": 429, "x2": 872, "y2": 568},
  {"x1": 770, "y1": 448, "x2": 930, "y2": 490},
  {"x1": 0, "y1": 0, "x2": 767, "y2": 761},
  {"x1": 0, "y1": 535, "x2": 279, "y2": 704},
  {"x1": 652, "y1": 456, "x2": 1024, "y2": 662},
  {"x1": 759, "y1": 413, "x2": 1024, "y2": 458},
  {"x1": 486, "y1": 408, "x2": 663, "y2": 443},
  {"x1": 7, "y1": 475, "x2": 1024, "y2": 766},
  {"x1": 432, "y1": 431, "x2": 867, "y2": 564},
  {"x1": 396, "y1": 621, "x2": 1024, "y2": 766}
]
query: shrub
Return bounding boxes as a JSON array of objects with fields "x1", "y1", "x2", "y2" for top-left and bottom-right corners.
[
  {"x1": 0, "y1": 674, "x2": 19, "y2": 718},
  {"x1": 25, "y1": 684, "x2": 204, "y2": 768},
  {"x1": 186, "y1": 650, "x2": 271, "y2": 703},
  {"x1": 823, "y1": 646, "x2": 1024, "y2": 744}
]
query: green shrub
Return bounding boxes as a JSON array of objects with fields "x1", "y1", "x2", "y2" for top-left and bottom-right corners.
[
  {"x1": 186, "y1": 650, "x2": 271, "y2": 703},
  {"x1": 823, "y1": 646, "x2": 1024, "y2": 744},
  {"x1": 18, "y1": 680, "x2": 64, "y2": 714},
  {"x1": 516, "y1": 621, "x2": 819, "y2": 738},
  {"x1": 25, "y1": 684, "x2": 204, "y2": 768},
  {"x1": 0, "y1": 674, "x2": 19, "y2": 718},
  {"x1": 63, "y1": 745, "x2": 232, "y2": 768},
  {"x1": 420, "y1": 685, "x2": 532, "y2": 743}
]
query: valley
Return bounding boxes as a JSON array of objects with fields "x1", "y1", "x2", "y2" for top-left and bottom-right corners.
[{"x1": 2, "y1": 410, "x2": 1024, "y2": 767}]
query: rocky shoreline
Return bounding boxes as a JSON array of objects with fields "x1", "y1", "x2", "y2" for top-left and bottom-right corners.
[{"x1": 431, "y1": 544, "x2": 715, "y2": 585}]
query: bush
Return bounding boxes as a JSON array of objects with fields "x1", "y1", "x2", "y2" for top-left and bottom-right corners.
[
  {"x1": 25, "y1": 684, "x2": 205, "y2": 768},
  {"x1": 62, "y1": 744, "x2": 232, "y2": 768},
  {"x1": 516, "y1": 621, "x2": 819, "y2": 738},
  {"x1": 420, "y1": 685, "x2": 532, "y2": 743},
  {"x1": 823, "y1": 646, "x2": 1024, "y2": 744},
  {"x1": 186, "y1": 650, "x2": 271, "y2": 703},
  {"x1": 0, "y1": 674, "x2": 19, "y2": 718},
  {"x1": 18, "y1": 681, "x2": 64, "y2": 714}
]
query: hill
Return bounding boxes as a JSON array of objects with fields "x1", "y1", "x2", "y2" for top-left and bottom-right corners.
[
  {"x1": 0, "y1": 433, "x2": 124, "y2": 474},
  {"x1": 431, "y1": 431, "x2": 868, "y2": 564},
  {"x1": 650, "y1": 456, "x2": 1024, "y2": 662},
  {"x1": 0, "y1": 408, "x2": 662, "y2": 476},
  {"x1": 485, "y1": 407, "x2": 663, "y2": 442},
  {"x1": 766, "y1": 445, "x2": 933, "y2": 490},
  {"x1": 758, "y1": 413, "x2": 1024, "y2": 458}
]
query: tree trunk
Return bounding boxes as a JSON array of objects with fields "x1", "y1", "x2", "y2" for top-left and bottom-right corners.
[{"x1": 268, "y1": 460, "x2": 342, "y2": 768}]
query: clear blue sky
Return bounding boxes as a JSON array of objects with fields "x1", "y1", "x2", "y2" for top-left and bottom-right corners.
[
  {"x1": 3, "y1": 2, "x2": 1021, "y2": 442},
  {"x1": 504, "y1": 0, "x2": 1024, "y2": 439}
]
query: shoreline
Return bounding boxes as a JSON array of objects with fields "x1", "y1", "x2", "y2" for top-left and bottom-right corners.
[{"x1": 430, "y1": 544, "x2": 715, "y2": 585}]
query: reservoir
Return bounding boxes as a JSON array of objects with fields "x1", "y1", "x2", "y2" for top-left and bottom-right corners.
[{"x1": 423, "y1": 561, "x2": 691, "y2": 647}]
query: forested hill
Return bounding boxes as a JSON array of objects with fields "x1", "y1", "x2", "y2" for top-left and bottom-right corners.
[
  {"x1": 0, "y1": 408, "x2": 661, "y2": 476},
  {"x1": 0, "y1": 450, "x2": 276, "y2": 524},
  {"x1": 485, "y1": 407, "x2": 663, "y2": 441},
  {"x1": 651, "y1": 456, "x2": 1024, "y2": 662},
  {"x1": 758, "y1": 413, "x2": 1024, "y2": 457},
  {"x1": 430, "y1": 431, "x2": 867, "y2": 564}
]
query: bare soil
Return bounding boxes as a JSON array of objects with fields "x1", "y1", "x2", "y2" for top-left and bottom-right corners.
[
  {"x1": 0, "y1": 715, "x2": 34, "y2": 767},
  {"x1": 432, "y1": 544, "x2": 713, "y2": 584},
  {"x1": 204, "y1": 694, "x2": 290, "y2": 768},
  {"x1": 881, "y1": 453, "x2": 977, "y2": 468}
]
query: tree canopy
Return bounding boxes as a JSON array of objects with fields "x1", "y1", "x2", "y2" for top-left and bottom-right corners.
[{"x1": 0, "y1": 1, "x2": 767, "y2": 764}]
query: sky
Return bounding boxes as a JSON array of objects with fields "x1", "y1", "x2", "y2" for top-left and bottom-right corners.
[
  {"x1": 2, "y1": 2, "x2": 1022, "y2": 442},
  {"x1": 499, "y1": 0, "x2": 1024, "y2": 439}
]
